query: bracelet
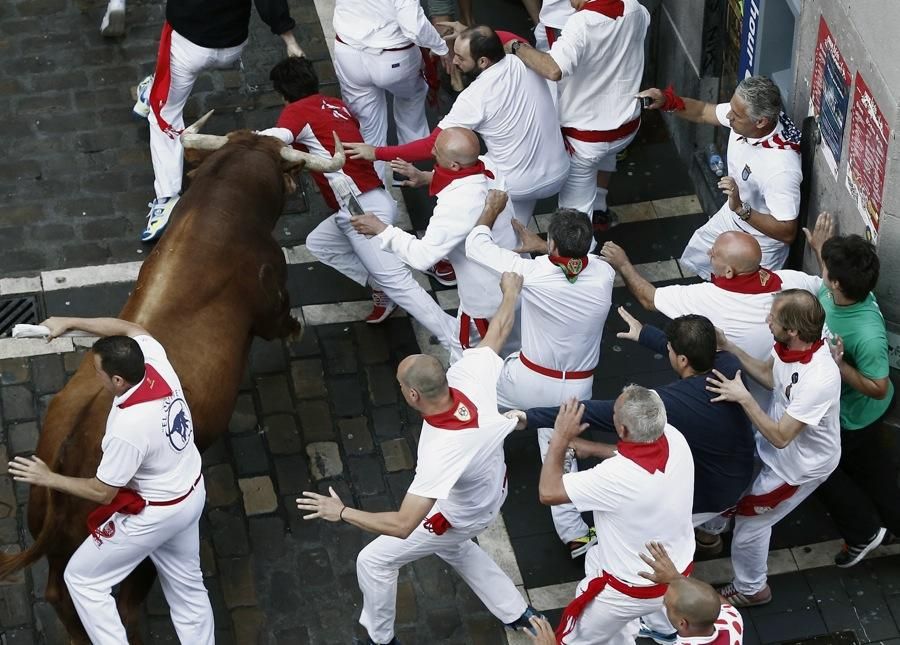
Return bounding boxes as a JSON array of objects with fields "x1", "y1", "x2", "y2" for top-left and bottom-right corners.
[{"x1": 340, "y1": 506, "x2": 347, "y2": 521}]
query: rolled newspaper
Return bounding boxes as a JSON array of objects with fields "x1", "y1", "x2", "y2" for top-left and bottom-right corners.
[{"x1": 11, "y1": 324, "x2": 87, "y2": 339}]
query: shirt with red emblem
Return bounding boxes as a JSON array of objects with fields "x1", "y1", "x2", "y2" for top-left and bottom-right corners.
[
  {"x1": 562, "y1": 424, "x2": 695, "y2": 585},
  {"x1": 268, "y1": 94, "x2": 383, "y2": 211},
  {"x1": 406, "y1": 347, "x2": 517, "y2": 530},
  {"x1": 677, "y1": 603, "x2": 744, "y2": 645},
  {"x1": 96, "y1": 336, "x2": 202, "y2": 502}
]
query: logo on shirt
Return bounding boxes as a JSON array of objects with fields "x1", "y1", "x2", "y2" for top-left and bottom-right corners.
[
  {"x1": 164, "y1": 397, "x2": 192, "y2": 452},
  {"x1": 741, "y1": 164, "x2": 752, "y2": 181},
  {"x1": 784, "y1": 371, "x2": 799, "y2": 400},
  {"x1": 453, "y1": 402, "x2": 472, "y2": 423}
]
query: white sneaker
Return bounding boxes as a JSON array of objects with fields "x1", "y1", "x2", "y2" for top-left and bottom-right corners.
[
  {"x1": 133, "y1": 74, "x2": 153, "y2": 119},
  {"x1": 100, "y1": 0, "x2": 126, "y2": 38},
  {"x1": 141, "y1": 196, "x2": 179, "y2": 243}
]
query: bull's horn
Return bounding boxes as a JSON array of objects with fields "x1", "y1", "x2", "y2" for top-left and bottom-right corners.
[
  {"x1": 182, "y1": 110, "x2": 215, "y2": 135},
  {"x1": 181, "y1": 132, "x2": 230, "y2": 150},
  {"x1": 280, "y1": 132, "x2": 346, "y2": 173}
]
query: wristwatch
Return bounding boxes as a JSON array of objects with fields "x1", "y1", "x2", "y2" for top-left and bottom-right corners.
[
  {"x1": 510, "y1": 40, "x2": 523, "y2": 55},
  {"x1": 735, "y1": 201, "x2": 752, "y2": 221}
]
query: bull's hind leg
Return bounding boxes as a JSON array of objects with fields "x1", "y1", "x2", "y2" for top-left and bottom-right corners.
[
  {"x1": 45, "y1": 557, "x2": 91, "y2": 644},
  {"x1": 254, "y1": 262, "x2": 304, "y2": 340},
  {"x1": 117, "y1": 558, "x2": 158, "y2": 644}
]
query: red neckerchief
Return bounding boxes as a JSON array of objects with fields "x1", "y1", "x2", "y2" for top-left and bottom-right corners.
[
  {"x1": 423, "y1": 388, "x2": 479, "y2": 429},
  {"x1": 711, "y1": 268, "x2": 783, "y2": 294},
  {"x1": 429, "y1": 161, "x2": 494, "y2": 196},
  {"x1": 548, "y1": 255, "x2": 589, "y2": 283},
  {"x1": 580, "y1": 0, "x2": 625, "y2": 18},
  {"x1": 773, "y1": 338, "x2": 824, "y2": 364},
  {"x1": 117, "y1": 364, "x2": 173, "y2": 409},
  {"x1": 616, "y1": 433, "x2": 669, "y2": 473}
]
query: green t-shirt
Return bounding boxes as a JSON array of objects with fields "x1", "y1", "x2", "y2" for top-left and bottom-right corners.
[{"x1": 819, "y1": 285, "x2": 895, "y2": 429}]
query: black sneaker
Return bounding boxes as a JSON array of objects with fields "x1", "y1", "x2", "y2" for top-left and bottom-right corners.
[
  {"x1": 835, "y1": 527, "x2": 887, "y2": 568},
  {"x1": 505, "y1": 606, "x2": 545, "y2": 636}
]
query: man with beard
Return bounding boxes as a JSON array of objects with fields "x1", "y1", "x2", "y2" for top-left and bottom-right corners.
[{"x1": 345, "y1": 25, "x2": 569, "y2": 229}]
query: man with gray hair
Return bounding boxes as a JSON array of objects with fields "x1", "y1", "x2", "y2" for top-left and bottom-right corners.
[
  {"x1": 639, "y1": 76, "x2": 802, "y2": 279},
  {"x1": 537, "y1": 388, "x2": 695, "y2": 643}
]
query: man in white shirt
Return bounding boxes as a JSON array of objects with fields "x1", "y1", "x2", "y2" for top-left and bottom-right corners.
[
  {"x1": 707, "y1": 289, "x2": 841, "y2": 607},
  {"x1": 332, "y1": 0, "x2": 448, "y2": 174},
  {"x1": 350, "y1": 127, "x2": 518, "y2": 360},
  {"x1": 537, "y1": 389, "x2": 695, "y2": 643},
  {"x1": 346, "y1": 25, "x2": 570, "y2": 227},
  {"x1": 508, "y1": 0, "x2": 651, "y2": 229},
  {"x1": 9, "y1": 317, "x2": 211, "y2": 645},
  {"x1": 601, "y1": 231, "x2": 820, "y2": 408},
  {"x1": 639, "y1": 76, "x2": 802, "y2": 279},
  {"x1": 297, "y1": 273, "x2": 545, "y2": 645}
]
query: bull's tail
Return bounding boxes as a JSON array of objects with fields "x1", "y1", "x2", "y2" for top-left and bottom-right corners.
[{"x1": 0, "y1": 489, "x2": 58, "y2": 580}]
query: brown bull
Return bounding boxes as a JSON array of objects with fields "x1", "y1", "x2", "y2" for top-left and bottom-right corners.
[{"x1": 0, "y1": 113, "x2": 344, "y2": 642}]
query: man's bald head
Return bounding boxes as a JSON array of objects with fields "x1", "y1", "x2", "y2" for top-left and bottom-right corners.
[
  {"x1": 710, "y1": 231, "x2": 762, "y2": 276},
  {"x1": 397, "y1": 354, "x2": 448, "y2": 402},
  {"x1": 435, "y1": 127, "x2": 480, "y2": 168},
  {"x1": 664, "y1": 577, "x2": 723, "y2": 635}
]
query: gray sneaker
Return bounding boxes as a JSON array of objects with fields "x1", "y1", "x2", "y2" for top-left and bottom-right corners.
[
  {"x1": 100, "y1": 0, "x2": 126, "y2": 37},
  {"x1": 133, "y1": 74, "x2": 153, "y2": 119}
]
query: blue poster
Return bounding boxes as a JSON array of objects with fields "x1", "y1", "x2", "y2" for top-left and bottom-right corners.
[{"x1": 738, "y1": 0, "x2": 762, "y2": 79}]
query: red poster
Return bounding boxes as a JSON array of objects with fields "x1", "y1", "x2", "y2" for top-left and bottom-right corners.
[{"x1": 845, "y1": 73, "x2": 888, "y2": 242}]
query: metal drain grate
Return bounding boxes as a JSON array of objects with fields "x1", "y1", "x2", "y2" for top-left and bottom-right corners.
[{"x1": 0, "y1": 295, "x2": 41, "y2": 337}]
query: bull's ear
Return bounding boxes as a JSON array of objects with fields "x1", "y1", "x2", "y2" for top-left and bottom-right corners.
[
  {"x1": 282, "y1": 172, "x2": 297, "y2": 194},
  {"x1": 280, "y1": 159, "x2": 308, "y2": 194},
  {"x1": 183, "y1": 147, "x2": 218, "y2": 167}
]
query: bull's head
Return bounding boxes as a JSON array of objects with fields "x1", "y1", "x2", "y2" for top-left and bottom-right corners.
[{"x1": 181, "y1": 110, "x2": 345, "y2": 193}]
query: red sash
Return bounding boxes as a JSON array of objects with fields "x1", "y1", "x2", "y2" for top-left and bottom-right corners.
[
  {"x1": 561, "y1": 117, "x2": 641, "y2": 144},
  {"x1": 734, "y1": 481, "x2": 798, "y2": 516},
  {"x1": 519, "y1": 353, "x2": 593, "y2": 380},
  {"x1": 557, "y1": 563, "x2": 694, "y2": 641},
  {"x1": 149, "y1": 22, "x2": 178, "y2": 138},
  {"x1": 459, "y1": 313, "x2": 490, "y2": 350}
]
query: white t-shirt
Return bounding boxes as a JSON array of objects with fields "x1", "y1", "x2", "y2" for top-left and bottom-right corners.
[
  {"x1": 760, "y1": 342, "x2": 841, "y2": 485},
  {"x1": 654, "y1": 270, "x2": 823, "y2": 361},
  {"x1": 466, "y1": 225, "x2": 615, "y2": 373},
  {"x1": 550, "y1": 0, "x2": 649, "y2": 131},
  {"x1": 96, "y1": 336, "x2": 202, "y2": 502},
  {"x1": 333, "y1": 0, "x2": 447, "y2": 54},
  {"x1": 677, "y1": 603, "x2": 744, "y2": 645},
  {"x1": 406, "y1": 347, "x2": 516, "y2": 529},
  {"x1": 714, "y1": 103, "x2": 802, "y2": 253},
  {"x1": 378, "y1": 166, "x2": 518, "y2": 319},
  {"x1": 539, "y1": 0, "x2": 575, "y2": 29},
  {"x1": 563, "y1": 425, "x2": 695, "y2": 585},
  {"x1": 438, "y1": 55, "x2": 569, "y2": 197}
]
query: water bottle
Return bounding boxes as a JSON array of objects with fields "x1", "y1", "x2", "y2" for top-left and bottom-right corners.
[{"x1": 707, "y1": 144, "x2": 725, "y2": 177}]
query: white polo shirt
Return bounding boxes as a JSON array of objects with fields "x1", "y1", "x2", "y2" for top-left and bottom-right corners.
[
  {"x1": 377, "y1": 165, "x2": 518, "y2": 319},
  {"x1": 406, "y1": 347, "x2": 516, "y2": 530},
  {"x1": 762, "y1": 342, "x2": 841, "y2": 485},
  {"x1": 677, "y1": 604, "x2": 744, "y2": 645},
  {"x1": 539, "y1": 0, "x2": 575, "y2": 29},
  {"x1": 715, "y1": 103, "x2": 802, "y2": 238},
  {"x1": 550, "y1": 0, "x2": 650, "y2": 131},
  {"x1": 466, "y1": 225, "x2": 615, "y2": 373},
  {"x1": 438, "y1": 55, "x2": 569, "y2": 197},
  {"x1": 96, "y1": 336, "x2": 202, "y2": 502},
  {"x1": 563, "y1": 424, "x2": 695, "y2": 585},
  {"x1": 333, "y1": 0, "x2": 447, "y2": 54},
  {"x1": 654, "y1": 270, "x2": 823, "y2": 361}
]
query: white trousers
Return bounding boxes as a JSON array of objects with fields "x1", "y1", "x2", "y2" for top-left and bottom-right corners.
[
  {"x1": 305, "y1": 188, "x2": 457, "y2": 348},
  {"x1": 496, "y1": 354, "x2": 594, "y2": 412},
  {"x1": 730, "y1": 466, "x2": 825, "y2": 595},
  {"x1": 357, "y1": 520, "x2": 527, "y2": 643},
  {"x1": 508, "y1": 172, "x2": 568, "y2": 228},
  {"x1": 333, "y1": 41, "x2": 429, "y2": 149},
  {"x1": 64, "y1": 480, "x2": 212, "y2": 645},
  {"x1": 558, "y1": 133, "x2": 637, "y2": 216},
  {"x1": 149, "y1": 30, "x2": 244, "y2": 200},
  {"x1": 561, "y1": 579, "x2": 672, "y2": 645},
  {"x1": 680, "y1": 205, "x2": 791, "y2": 280},
  {"x1": 538, "y1": 427, "x2": 589, "y2": 543}
]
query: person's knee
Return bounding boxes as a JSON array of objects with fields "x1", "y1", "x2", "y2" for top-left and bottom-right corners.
[{"x1": 63, "y1": 559, "x2": 89, "y2": 596}]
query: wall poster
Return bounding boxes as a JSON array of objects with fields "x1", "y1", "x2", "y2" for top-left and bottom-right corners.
[
  {"x1": 808, "y1": 16, "x2": 850, "y2": 178},
  {"x1": 845, "y1": 73, "x2": 888, "y2": 243}
]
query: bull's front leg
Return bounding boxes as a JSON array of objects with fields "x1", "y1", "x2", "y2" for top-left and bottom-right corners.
[{"x1": 253, "y1": 262, "x2": 304, "y2": 340}]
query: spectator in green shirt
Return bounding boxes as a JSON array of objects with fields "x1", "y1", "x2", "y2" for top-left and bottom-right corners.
[{"x1": 805, "y1": 212, "x2": 897, "y2": 568}]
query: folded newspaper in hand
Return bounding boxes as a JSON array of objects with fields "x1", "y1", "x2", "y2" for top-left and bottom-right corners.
[{"x1": 11, "y1": 324, "x2": 84, "y2": 339}]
